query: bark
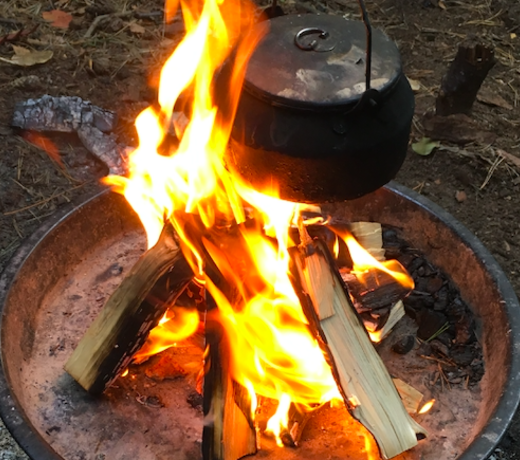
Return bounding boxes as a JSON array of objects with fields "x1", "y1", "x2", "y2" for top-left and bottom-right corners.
[{"x1": 436, "y1": 38, "x2": 496, "y2": 116}]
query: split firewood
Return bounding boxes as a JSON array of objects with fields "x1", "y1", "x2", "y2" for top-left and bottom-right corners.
[
  {"x1": 290, "y1": 228, "x2": 426, "y2": 460},
  {"x1": 342, "y1": 269, "x2": 411, "y2": 312},
  {"x1": 367, "y1": 300, "x2": 406, "y2": 343},
  {"x1": 349, "y1": 222, "x2": 385, "y2": 261},
  {"x1": 65, "y1": 222, "x2": 194, "y2": 395},
  {"x1": 392, "y1": 378, "x2": 424, "y2": 415},
  {"x1": 435, "y1": 38, "x2": 496, "y2": 116},
  {"x1": 203, "y1": 293, "x2": 257, "y2": 460}
]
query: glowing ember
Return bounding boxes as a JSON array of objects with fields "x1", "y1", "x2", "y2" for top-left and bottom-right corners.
[{"x1": 418, "y1": 399, "x2": 435, "y2": 414}]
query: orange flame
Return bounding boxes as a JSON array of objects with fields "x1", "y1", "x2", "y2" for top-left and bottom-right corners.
[
  {"x1": 340, "y1": 232, "x2": 414, "y2": 290},
  {"x1": 105, "y1": 0, "x2": 340, "y2": 440}
]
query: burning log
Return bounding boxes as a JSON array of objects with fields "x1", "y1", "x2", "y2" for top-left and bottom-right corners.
[
  {"x1": 290, "y1": 228, "x2": 426, "y2": 460},
  {"x1": 65, "y1": 222, "x2": 194, "y2": 394},
  {"x1": 203, "y1": 293, "x2": 257, "y2": 460}
]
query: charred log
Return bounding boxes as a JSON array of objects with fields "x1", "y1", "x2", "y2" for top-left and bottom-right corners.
[
  {"x1": 203, "y1": 293, "x2": 257, "y2": 460},
  {"x1": 65, "y1": 222, "x2": 194, "y2": 395}
]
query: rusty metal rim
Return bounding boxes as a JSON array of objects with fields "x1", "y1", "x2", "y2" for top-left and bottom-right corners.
[{"x1": 0, "y1": 182, "x2": 519, "y2": 460}]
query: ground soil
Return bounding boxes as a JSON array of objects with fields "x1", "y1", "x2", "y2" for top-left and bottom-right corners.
[{"x1": 0, "y1": 0, "x2": 519, "y2": 459}]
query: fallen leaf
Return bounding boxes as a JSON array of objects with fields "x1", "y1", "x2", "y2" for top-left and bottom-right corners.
[
  {"x1": 42, "y1": 10, "x2": 73, "y2": 29},
  {"x1": 412, "y1": 137, "x2": 440, "y2": 156},
  {"x1": 11, "y1": 45, "x2": 30, "y2": 55},
  {"x1": 0, "y1": 48, "x2": 53, "y2": 67},
  {"x1": 455, "y1": 190, "x2": 467, "y2": 203},
  {"x1": 129, "y1": 22, "x2": 146, "y2": 34}
]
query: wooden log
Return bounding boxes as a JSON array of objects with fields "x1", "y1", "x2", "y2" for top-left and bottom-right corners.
[
  {"x1": 435, "y1": 38, "x2": 496, "y2": 116},
  {"x1": 203, "y1": 293, "x2": 257, "y2": 460},
  {"x1": 65, "y1": 222, "x2": 194, "y2": 394},
  {"x1": 290, "y1": 229, "x2": 426, "y2": 460},
  {"x1": 342, "y1": 271, "x2": 411, "y2": 311}
]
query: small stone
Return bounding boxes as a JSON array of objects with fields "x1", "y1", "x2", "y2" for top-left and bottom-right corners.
[
  {"x1": 455, "y1": 190, "x2": 467, "y2": 203},
  {"x1": 391, "y1": 335, "x2": 415, "y2": 355}
]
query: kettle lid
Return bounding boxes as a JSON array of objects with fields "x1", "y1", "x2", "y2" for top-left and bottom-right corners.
[{"x1": 244, "y1": 14, "x2": 402, "y2": 110}]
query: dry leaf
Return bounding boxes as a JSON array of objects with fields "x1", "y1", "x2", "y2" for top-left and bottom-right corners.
[
  {"x1": 412, "y1": 137, "x2": 440, "y2": 156},
  {"x1": 12, "y1": 45, "x2": 31, "y2": 55},
  {"x1": 42, "y1": 10, "x2": 73, "y2": 29},
  {"x1": 129, "y1": 22, "x2": 146, "y2": 34},
  {"x1": 0, "y1": 48, "x2": 53, "y2": 67}
]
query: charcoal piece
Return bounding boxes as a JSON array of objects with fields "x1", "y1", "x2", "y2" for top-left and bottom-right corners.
[
  {"x1": 407, "y1": 257, "x2": 424, "y2": 275},
  {"x1": 416, "y1": 310, "x2": 448, "y2": 341},
  {"x1": 451, "y1": 346, "x2": 475, "y2": 367},
  {"x1": 434, "y1": 286, "x2": 450, "y2": 311},
  {"x1": 11, "y1": 95, "x2": 117, "y2": 133},
  {"x1": 187, "y1": 391, "x2": 204, "y2": 411},
  {"x1": 392, "y1": 335, "x2": 415, "y2": 355},
  {"x1": 447, "y1": 297, "x2": 467, "y2": 319},
  {"x1": 436, "y1": 332, "x2": 454, "y2": 347},
  {"x1": 404, "y1": 292, "x2": 435, "y2": 318},
  {"x1": 455, "y1": 315, "x2": 476, "y2": 345},
  {"x1": 397, "y1": 253, "x2": 415, "y2": 267},
  {"x1": 430, "y1": 340, "x2": 450, "y2": 358},
  {"x1": 416, "y1": 342, "x2": 432, "y2": 357},
  {"x1": 424, "y1": 276, "x2": 444, "y2": 295}
]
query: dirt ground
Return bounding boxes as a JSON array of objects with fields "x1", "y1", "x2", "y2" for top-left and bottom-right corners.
[{"x1": 0, "y1": 0, "x2": 519, "y2": 459}]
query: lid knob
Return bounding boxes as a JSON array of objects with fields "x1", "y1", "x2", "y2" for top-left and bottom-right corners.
[{"x1": 294, "y1": 27, "x2": 336, "y2": 52}]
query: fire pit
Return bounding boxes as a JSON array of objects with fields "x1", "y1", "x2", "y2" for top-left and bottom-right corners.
[{"x1": 0, "y1": 182, "x2": 519, "y2": 460}]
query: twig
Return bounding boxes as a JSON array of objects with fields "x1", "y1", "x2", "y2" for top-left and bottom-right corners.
[
  {"x1": 419, "y1": 354, "x2": 457, "y2": 368},
  {"x1": 480, "y1": 156, "x2": 504, "y2": 189},
  {"x1": 83, "y1": 12, "x2": 134, "y2": 39}
]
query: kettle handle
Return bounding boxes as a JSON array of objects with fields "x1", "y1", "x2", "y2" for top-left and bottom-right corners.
[{"x1": 356, "y1": 0, "x2": 373, "y2": 92}]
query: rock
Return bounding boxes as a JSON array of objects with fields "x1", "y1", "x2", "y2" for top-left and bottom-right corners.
[{"x1": 455, "y1": 190, "x2": 467, "y2": 203}]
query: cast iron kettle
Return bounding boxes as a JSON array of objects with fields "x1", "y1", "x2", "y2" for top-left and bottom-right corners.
[{"x1": 226, "y1": 4, "x2": 415, "y2": 203}]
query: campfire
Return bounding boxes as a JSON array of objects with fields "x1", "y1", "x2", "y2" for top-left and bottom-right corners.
[{"x1": 63, "y1": 0, "x2": 435, "y2": 458}]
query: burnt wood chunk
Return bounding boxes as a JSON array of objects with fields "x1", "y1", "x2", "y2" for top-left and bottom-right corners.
[
  {"x1": 65, "y1": 222, "x2": 194, "y2": 395},
  {"x1": 290, "y1": 228, "x2": 426, "y2": 460},
  {"x1": 203, "y1": 294, "x2": 257, "y2": 460},
  {"x1": 436, "y1": 38, "x2": 496, "y2": 116}
]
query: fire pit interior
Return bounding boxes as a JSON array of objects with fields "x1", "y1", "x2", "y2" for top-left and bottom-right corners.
[{"x1": 1, "y1": 183, "x2": 519, "y2": 460}]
